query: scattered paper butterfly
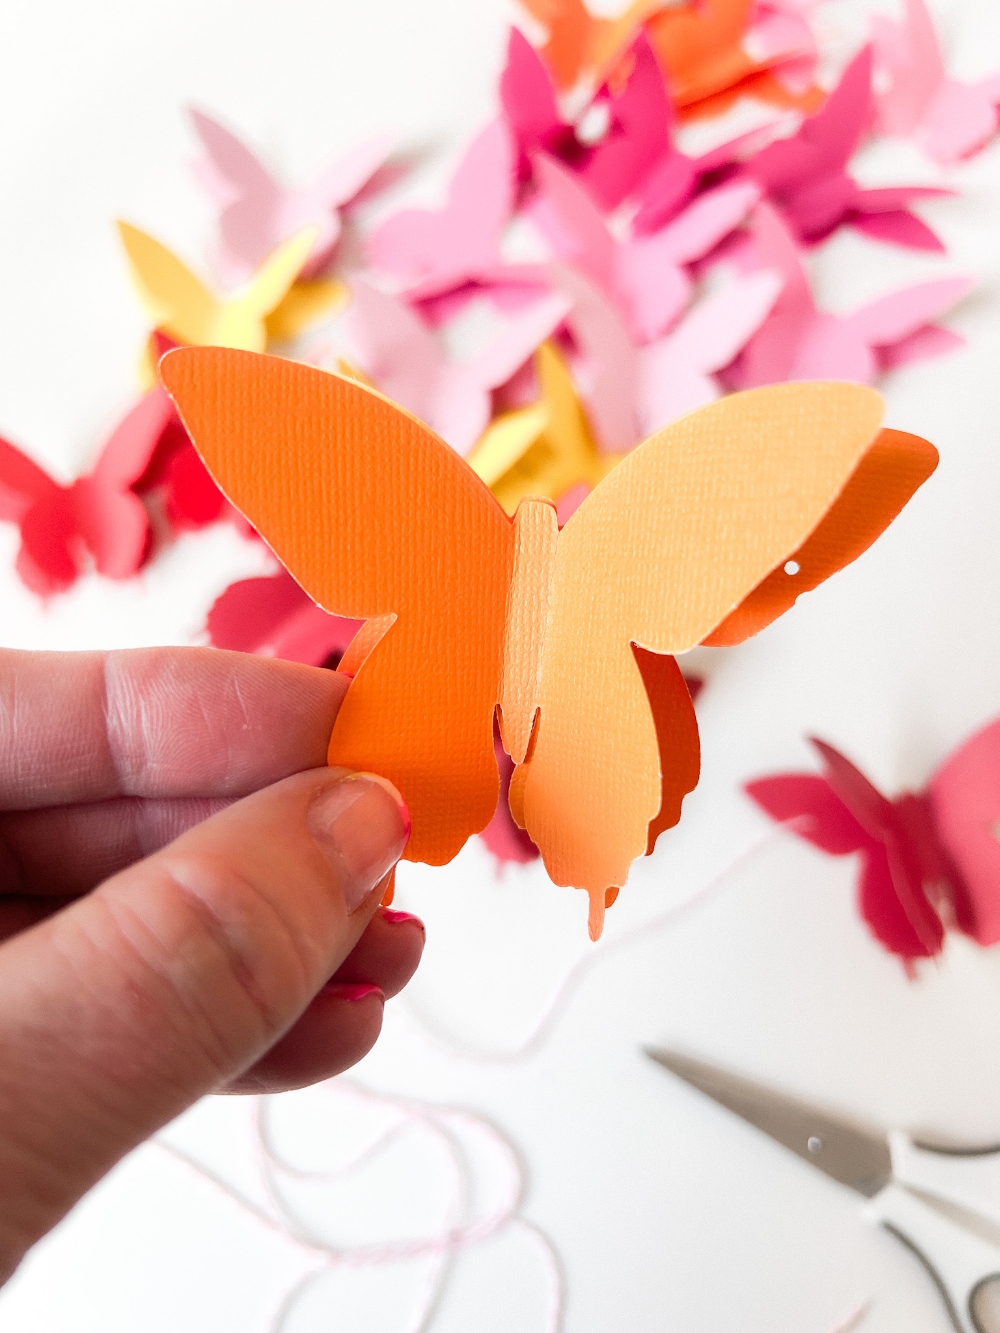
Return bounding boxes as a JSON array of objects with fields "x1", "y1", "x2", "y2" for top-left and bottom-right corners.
[
  {"x1": 342, "y1": 279, "x2": 570, "y2": 454},
  {"x1": 189, "y1": 108, "x2": 394, "y2": 282},
  {"x1": 551, "y1": 261, "x2": 782, "y2": 451},
  {"x1": 873, "y1": 0, "x2": 1000, "y2": 165},
  {"x1": 645, "y1": 0, "x2": 822, "y2": 121},
  {"x1": 514, "y1": 0, "x2": 666, "y2": 91},
  {"x1": 746, "y1": 725, "x2": 1000, "y2": 964},
  {"x1": 163, "y1": 348, "x2": 936, "y2": 937},
  {"x1": 532, "y1": 151, "x2": 760, "y2": 343},
  {"x1": 116, "y1": 220, "x2": 334, "y2": 380},
  {"x1": 724, "y1": 203, "x2": 972, "y2": 389},
  {"x1": 366, "y1": 120, "x2": 540, "y2": 309},
  {"x1": 0, "y1": 391, "x2": 173, "y2": 595},
  {"x1": 743, "y1": 47, "x2": 949, "y2": 252},
  {"x1": 206, "y1": 569, "x2": 362, "y2": 666}
]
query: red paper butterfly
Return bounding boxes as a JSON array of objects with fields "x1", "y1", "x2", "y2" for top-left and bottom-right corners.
[
  {"x1": 746, "y1": 726, "x2": 1000, "y2": 963},
  {"x1": 0, "y1": 391, "x2": 175, "y2": 595}
]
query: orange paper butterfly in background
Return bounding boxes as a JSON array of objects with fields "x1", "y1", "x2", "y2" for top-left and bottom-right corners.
[{"x1": 162, "y1": 350, "x2": 936, "y2": 938}]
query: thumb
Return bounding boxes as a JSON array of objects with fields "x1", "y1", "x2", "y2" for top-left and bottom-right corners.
[{"x1": 0, "y1": 765, "x2": 408, "y2": 1282}]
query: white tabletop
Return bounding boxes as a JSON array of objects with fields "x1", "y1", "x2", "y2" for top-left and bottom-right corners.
[{"x1": 1, "y1": 2, "x2": 999, "y2": 1330}]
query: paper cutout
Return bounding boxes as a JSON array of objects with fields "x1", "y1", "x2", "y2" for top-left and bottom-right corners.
[
  {"x1": 645, "y1": 0, "x2": 823, "y2": 121},
  {"x1": 469, "y1": 342, "x2": 621, "y2": 513},
  {"x1": 264, "y1": 277, "x2": 348, "y2": 344},
  {"x1": 500, "y1": 27, "x2": 580, "y2": 183},
  {"x1": 116, "y1": 221, "x2": 320, "y2": 374},
  {"x1": 573, "y1": 34, "x2": 674, "y2": 211},
  {"x1": 631, "y1": 123, "x2": 771, "y2": 238},
  {"x1": 532, "y1": 152, "x2": 760, "y2": 343},
  {"x1": 207, "y1": 570, "x2": 362, "y2": 666},
  {"x1": 725, "y1": 203, "x2": 972, "y2": 389},
  {"x1": 554, "y1": 259, "x2": 782, "y2": 451},
  {"x1": 342, "y1": 279, "x2": 570, "y2": 454},
  {"x1": 747, "y1": 724, "x2": 1000, "y2": 962},
  {"x1": 637, "y1": 269, "x2": 784, "y2": 436},
  {"x1": 366, "y1": 121, "x2": 521, "y2": 304},
  {"x1": 163, "y1": 348, "x2": 936, "y2": 937},
  {"x1": 471, "y1": 271, "x2": 780, "y2": 510},
  {"x1": 0, "y1": 391, "x2": 173, "y2": 594},
  {"x1": 514, "y1": 0, "x2": 667, "y2": 91},
  {"x1": 189, "y1": 109, "x2": 393, "y2": 282},
  {"x1": 744, "y1": 47, "x2": 948, "y2": 251},
  {"x1": 872, "y1": 0, "x2": 1000, "y2": 165}
]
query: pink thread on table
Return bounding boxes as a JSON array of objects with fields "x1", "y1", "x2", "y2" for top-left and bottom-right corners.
[
  {"x1": 157, "y1": 1078, "x2": 563, "y2": 1333},
  {"x1": 154, "y1": 823, "x2": 863, "y2": 1333},
  {"x1": 399, "y1": 824, "x2": 806, "y2": 1065}
]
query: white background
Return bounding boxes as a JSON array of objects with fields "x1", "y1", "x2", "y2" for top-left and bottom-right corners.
[{"x1": 1, "y1": 1, "x2": 1000, "y2": 1330}]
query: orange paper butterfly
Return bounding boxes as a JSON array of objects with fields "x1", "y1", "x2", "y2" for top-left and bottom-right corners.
[{"x1": 162, "y1": 350, "x2": 936, "y2": 938}]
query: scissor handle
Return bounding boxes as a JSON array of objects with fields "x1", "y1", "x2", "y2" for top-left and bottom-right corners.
[
  {"x1": 868, "y1": 1182, "x2": 1000, "y2": 1333},
  {"x1": 892, "y1": 1132, "x2": 1000, "y2": 1230}
]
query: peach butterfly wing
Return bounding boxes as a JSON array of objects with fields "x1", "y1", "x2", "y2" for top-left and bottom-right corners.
[
  {"x1": 160, "y1": 348, "x2": 513, "y2": 865},
  {"x1": 517, "y1": 382, "x2": 919, "y2": 937}
]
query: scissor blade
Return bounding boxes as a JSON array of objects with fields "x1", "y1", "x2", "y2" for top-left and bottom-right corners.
[{"x1": 646, "y1": 1048, "x2": 893, "y2": 1198}]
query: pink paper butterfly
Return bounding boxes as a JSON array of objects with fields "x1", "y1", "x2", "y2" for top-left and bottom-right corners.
[
  {"x1": 553, "y1": 263, "x2": 782, "y2": 450},
  {"x1": 533, "y1": 152, "x2": 761, "y2": 343},
  {"x1": 744, "y1": 47, "x2": 949, "y2": 252},
  {"x1": 190, "y1": 108, "x2": 393, "y2": 283},
  {"x1": 365, "y1": 119, "x2": 546, "y2": 312},
  {"x1": 747, "y1": 725, "x2": 1000, "y2": 963},
  {"x1": 724, "y1": 203, "x2": 972, "y2": 389},
  {"x1": 872, "y1": 0, "x2": 1000, "y2": 165},
  {"x1": 343, "y1": 280, "x2": 571, "y2": 454}
]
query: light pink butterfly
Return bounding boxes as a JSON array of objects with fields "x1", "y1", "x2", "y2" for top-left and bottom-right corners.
[
  {"x1": 343, "y1": 280, "x2": 571, "y2": 454},
  {"x1": 872, "y1": 0, "x2": 1000, "y2": 165},
  {"x1": 189, "y1": 109, "x2": 394, "y2": 283},
  {"x1": 553, "y1": 264, "x2": 782, "y2": 450},
  {"x1": 725, "y1": 203, "x2": 973, "y2": 389},
  {"x1": 365, "y1": 119, "x2": 543, "y2": 313},
  {"x1": 637, "y1": 271, "x2": 785, "y2": 435},
  {"x1": 532, "y1": 154, "x2": 761, "y2": 345}
]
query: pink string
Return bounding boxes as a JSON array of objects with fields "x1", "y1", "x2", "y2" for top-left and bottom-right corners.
[
  {"x1": 153, "y1": 821, "x2": 861, "y2": 1333},
  {"x1": 399, "y1": 825, "x2": 804, "y2": 1065},
  {"x1": 156, "y1": 1078, "x2": 562, "y2": 1333}
]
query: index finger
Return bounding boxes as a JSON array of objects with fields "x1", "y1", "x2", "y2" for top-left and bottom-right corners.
[{"x1": 0, "y1": 646, "x2": 348, "y2": 809}]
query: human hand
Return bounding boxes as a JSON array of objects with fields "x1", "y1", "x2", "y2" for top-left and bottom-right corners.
[{"x1": 0, "y1": 646, "x2": 421, "y2": 1283}]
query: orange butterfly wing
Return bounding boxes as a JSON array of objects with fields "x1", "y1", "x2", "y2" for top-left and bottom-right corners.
[
  {"x1": 161, "y1": 348, "x2": 513, "y2": 865},
  {"x1": 705, "y1": 429, "x2": 938, "y2": 647},
  {"x1": 517, "y1": 383, "x2": 898, "y2": 936}
]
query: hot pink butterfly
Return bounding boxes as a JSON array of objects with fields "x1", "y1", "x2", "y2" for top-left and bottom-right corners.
[
  {"x1": 747, "y1": 725, "x2": 1000, "y2": 964},
  {"x1": 743, "y1": 46, "x2": 949, "y2": 252}
]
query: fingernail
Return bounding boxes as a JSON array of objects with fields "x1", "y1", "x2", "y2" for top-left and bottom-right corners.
[
  {"x1": 308, "y1": 774, "x2": 410, "y2": 915},
  {"x1": 322, "y1": 982, "x2": 384, "y2": 1002},
  {"x1": 380, "y1": 908, "x2": 425, "y2": 935}
]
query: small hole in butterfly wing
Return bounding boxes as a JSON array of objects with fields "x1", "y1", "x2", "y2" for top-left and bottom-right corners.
[{"x1": 784, "y1": 560, "x2": 800, "y2": 576}]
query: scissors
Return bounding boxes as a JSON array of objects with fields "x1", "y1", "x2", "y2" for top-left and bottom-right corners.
[{"x1": 647, "y1": 1048, "x2": 1000, "y2": 1333}]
